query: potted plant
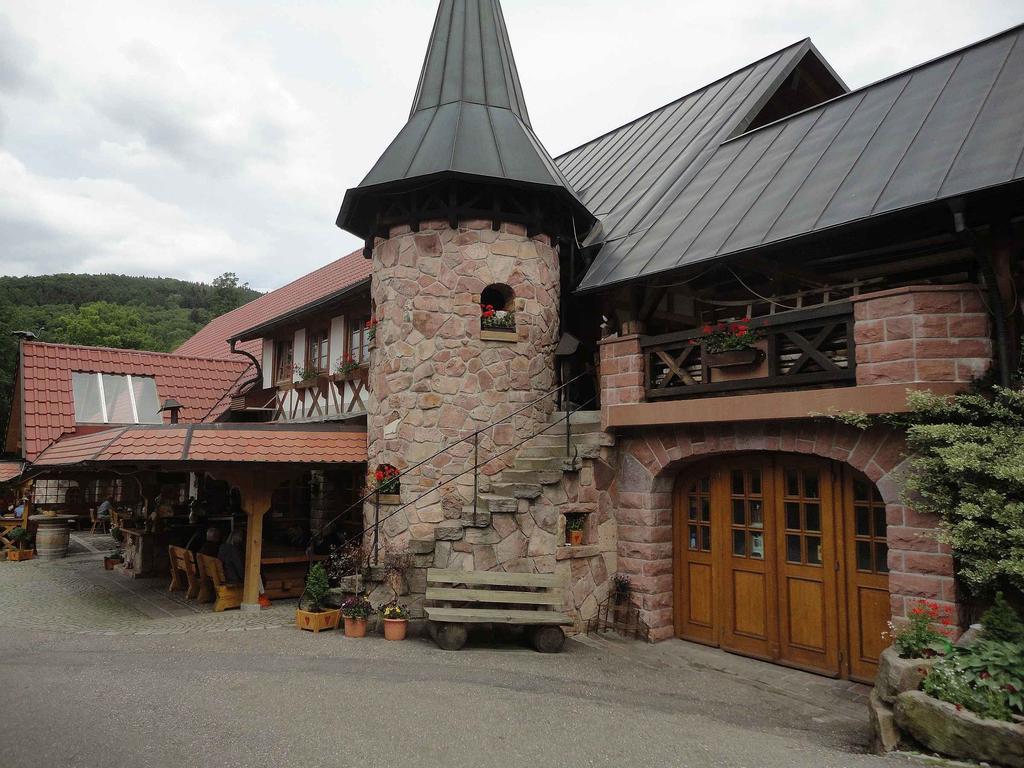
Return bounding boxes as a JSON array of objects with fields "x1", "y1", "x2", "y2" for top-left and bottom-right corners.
[
  {"x1": 611, "y1": 573, "x2": 631, "y2": 624},
  {"x1": 334, "y1": 353, "x2": 362, "y2": 380},
  {"x1": 294, "y1": 365, "x2": 323, "y2": 389},
  {"x1": 380, "y1": 601, "x2": 409, "y2": 640},
  {"x1": 692, "y1": 319, "x2": 763, "y2": 368},
  {"x1": 103, "y1": 550, "x2": 123, "y2": 570},
  {"x1": 341, "y1": 595, "x2": 372, "y2": 638},
  {"x1": 565, "y1": 514, "x2": 585, "y2": 546},
  {"x1": 296, "y1": 563, "x2": 342, "y2": 633},
  {"x1": 365, "y1": 317, "x2": 378, "y2": 345},
  {"x1": 877, "y1": 600, "x2": 955, "y2": 704},
  {"x1": 7, "y1": 526, "x2": 33, "y2": 561},
  {"x1": 370, "y1": 465, "x2": 401, "y2": 504}
]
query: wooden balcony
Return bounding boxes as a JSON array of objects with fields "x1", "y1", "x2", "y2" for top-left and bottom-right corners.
[
  {"x1": 642, "y1": 303, "x2": 856, "y2": 400},
  {"x1": 230, "y1": 371, "x2": 368, "y2": 423}
]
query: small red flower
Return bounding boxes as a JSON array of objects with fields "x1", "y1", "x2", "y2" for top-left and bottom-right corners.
[{"x1": 374, "y1": 470, "x2": 384, "y2": 482}]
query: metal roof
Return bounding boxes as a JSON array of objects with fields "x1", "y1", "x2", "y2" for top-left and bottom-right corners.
[
  {"x1": 570, "y1": 24, "x2": 1024, "y2": 292},
  {"x1": 337, "y1": 0, "x2": 593, "y2": 238}
]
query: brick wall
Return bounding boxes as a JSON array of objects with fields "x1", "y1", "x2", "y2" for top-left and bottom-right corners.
[
  {"x1": 599, "y1": 334, "x2": 644, "y2": 429},
  {"x1": 853, "y1": 284, "x2": 992, "y2": 386}
]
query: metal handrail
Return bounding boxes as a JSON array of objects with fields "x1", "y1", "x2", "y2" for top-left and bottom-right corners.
[{"x1": 314, "y1": 373, "x2": 592, "y2": 559}]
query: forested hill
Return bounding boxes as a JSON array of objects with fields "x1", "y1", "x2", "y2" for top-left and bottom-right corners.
[{"x1": 0, "y1": 272, "x2": 261, "y2": 425}]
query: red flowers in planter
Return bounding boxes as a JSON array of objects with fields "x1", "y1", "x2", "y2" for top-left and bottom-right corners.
[
  {"x1": 371, "y1": 465, "x2": 401, "y2": 495},
  {"x1": 481, "y1": 304, "x2": 496, "y2": 319},
  {"x1": 691, "y1": 317, "x2": 760, "y2": 354}
]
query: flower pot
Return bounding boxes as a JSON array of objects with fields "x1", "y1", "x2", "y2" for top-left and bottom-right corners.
[
  {"x1": 568, "y1": 529, "x2": 584, "y2": 546},
  {"x1": 343, "y1": 616, "x2": 368, "y2": 638},
  {"x1": 384, "y1": 618, "x2": 408, "y2": 641},
  {"x1": 876, "y1": 645, "x2": 938, "y2": 704},
  {"x1": 8, "y1": 549, "x2": 33, "y2": 562},
  {"x1": 103, "y1": 557, "x2": 121, "y2": 571},
  {"x1": 296, "y1": 608, "x2": 342, "y2": 633},
  {"x1": 705, "y1": 347, "x2": 762, "y2": 368}
]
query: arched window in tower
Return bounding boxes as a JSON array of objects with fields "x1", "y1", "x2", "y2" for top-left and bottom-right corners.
[{"x1": 480, "y1": 284, "x2": 515, "y2": 334}]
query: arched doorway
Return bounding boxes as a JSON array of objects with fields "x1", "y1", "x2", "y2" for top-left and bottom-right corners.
[{"x1": 674, "y1": 454, "x2": 890, "y2": 682}]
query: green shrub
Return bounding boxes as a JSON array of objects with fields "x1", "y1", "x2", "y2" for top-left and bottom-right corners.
[
  {"x1": 302, "y1": 563, "x2": 330, "y2": 611},
  {"x1": 980, "y1": 592, "x2": 1024, "y2": 643},
  {"x1": 922, "y1": 638, "x2": 1024, "y2": 722}
]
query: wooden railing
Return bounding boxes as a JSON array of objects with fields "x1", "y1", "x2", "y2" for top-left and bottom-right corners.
[
  {"x1": 641, "y1": 303, "x2": 856, "y2": 400},
  {"x1": 230, "y1": 371, "x2": 368, "y2": 422}
]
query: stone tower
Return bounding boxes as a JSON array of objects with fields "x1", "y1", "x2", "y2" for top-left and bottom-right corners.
[{"x1": 337, "y1": 0, "x2": 595, "y2": 557}]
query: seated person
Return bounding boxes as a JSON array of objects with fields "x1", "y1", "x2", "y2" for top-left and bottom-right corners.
[
  {"x1": 186, "y1": 526, "x2": 222, "y2": 556},
  {"x1": 10, "y1": 498, "x2": 27, "y2": 519},
  {"x1": 217, "y1": 529, "x2": 271, "y2": 608},
  {"x1": 96, "y1": 497, "x2": 113, "y2": 520}
]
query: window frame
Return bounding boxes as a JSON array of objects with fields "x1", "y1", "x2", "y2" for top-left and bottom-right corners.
[
  {"x1": 273, "y1": 337, "x2": 294, "y2": 384},
  {"x1": 348, "y1": 316, "x2": 370, "y2": 366},
  {"x1": 71, "y1": 372, "x2": 161, "y2": 425},
  {"x1": 305, "y1": 327, "x2": 330, "y2": 374}
]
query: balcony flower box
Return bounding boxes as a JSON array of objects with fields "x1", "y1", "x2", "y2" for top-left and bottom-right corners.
[
  {"x1": 331, "y1": 366, "x2": 368, "y2": 384},
  {"x1": 294, "y1": 376, "x2": 326, "y2": 390},
  {"x1": 705, "y1": 347, "x2": 764, "y2": 368}
]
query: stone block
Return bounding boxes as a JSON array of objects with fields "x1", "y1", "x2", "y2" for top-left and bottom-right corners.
[
  {"x1": 868, "y1": 689, "x2": 900, "y2": 753},
  {"x1": 876, "y1": 646, "x2": 936, "y2": 704},
  {"x1": 894, "y1": 690, "x2": 1024, "y2": 767},
  {"x1": 434, "y1": 523, "x2": 465, "y2": 541},
  {"x1": 408, "y1": 538, "x2": 435, "y2": 555}
]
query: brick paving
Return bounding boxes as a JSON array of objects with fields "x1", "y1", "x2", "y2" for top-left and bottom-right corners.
[{"x1": 0, "y1": 533, "x2": 293, "y2": 636}]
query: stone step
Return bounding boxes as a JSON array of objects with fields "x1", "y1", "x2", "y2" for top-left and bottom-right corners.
[
  {"x1": 490, "y1": 482, "x2": 543, "y2": 500},
  {"x1": 549, "y1": 410, "x2": 602, "y2": 426},
  {"x1": 512, "y1": 457, "x2": 567, "y2": 472},
  {"x1": 517, "y1": 443, "x2": 602, "y2": 460},
  {"x1": 498, "y1": 469, "x2": 563, "y2": 486},
  {"x1": 478, "y1": 494, "x2": 518, "y2": 513}
]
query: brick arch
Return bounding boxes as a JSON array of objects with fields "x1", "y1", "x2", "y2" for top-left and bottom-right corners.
[{"x1": 610, "y1": 420, "x2": 955, "y2": 642}]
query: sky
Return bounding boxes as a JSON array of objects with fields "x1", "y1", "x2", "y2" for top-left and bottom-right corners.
[{"x1": 0, "y1": 1, "x2": 1021, "y2": 292}]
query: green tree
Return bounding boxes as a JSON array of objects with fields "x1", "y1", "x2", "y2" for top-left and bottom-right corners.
[
  {"x1": 54, "y1": 302, "x2": 157, "y2": 350},
  {"x1": 210, "y1": 272, "x2": 251, "y2": 317}
]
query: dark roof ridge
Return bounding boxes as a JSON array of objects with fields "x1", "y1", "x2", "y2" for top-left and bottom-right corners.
[
  {"x1": 554, "y1": 38, "x2": 811, "y2": 162},
  {"x1": 724, "y1": 20, "x2": 1024, "y2": 147}
]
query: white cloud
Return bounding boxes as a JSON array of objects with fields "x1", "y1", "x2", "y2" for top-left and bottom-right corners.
[{"x1": 0, "y1": 1, "x2": 1021, "y2": 291}]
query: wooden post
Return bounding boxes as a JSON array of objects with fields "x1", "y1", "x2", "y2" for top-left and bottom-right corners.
[{"x1": 209, "y1": 469, "x2": 290, "y2": 612}]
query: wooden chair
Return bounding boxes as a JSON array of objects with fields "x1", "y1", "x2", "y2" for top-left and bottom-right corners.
[
  {"x1": 424, "y1": 568, "x2": 572, "y2": 652},
  {"x1": 167, "y1": 546, "x2": 190, "y2": 592},
  {"x1": 194, "y1": 553, "x2": 215, "y2": 604},
  {"x1": 197, "y1": 553, "x2": 243, "y2": 612},
  {"x1": 90, "y1": 508, "x2": 111, "y2": 535}
]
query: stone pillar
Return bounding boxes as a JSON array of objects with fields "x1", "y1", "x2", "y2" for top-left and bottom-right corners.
[
  {"x1": 367, "y1": 219, "x2": 560, "y2": 555},
  {"x1": 852, "y1": 284, "x2": 992, "y2": 386},
  {"x1": 598, "y1": 334, "x2": 645, "y2": 429}
]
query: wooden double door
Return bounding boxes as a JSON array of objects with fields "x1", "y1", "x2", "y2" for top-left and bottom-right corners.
[{"x1": 674, "y1": 455, "x2": 890, "y2": 682}]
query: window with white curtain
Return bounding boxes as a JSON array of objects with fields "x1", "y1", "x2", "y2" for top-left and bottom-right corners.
[{"x1": 71, "y1": 373, "x2": 162, "y2": 424}]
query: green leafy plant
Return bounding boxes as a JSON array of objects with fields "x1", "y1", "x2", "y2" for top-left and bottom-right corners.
[
  {"x1": 335, "y1": 353, "x2": 360, "y2": 376},
  {"x1": 612, "y1": 573, "x2": 631, "y2": 596},
  {"x1": 8, "y1": 526, "x2": 29, "y2": 549},
  {"x1": 379, "y1": 601, "x2": 408, "y2": 620},
  {"x1": 341, "y1": 595, "x2": 372, "y2": 619},
  {"x1": 480, "y1": 304, "x2": 515, "y2": 330},
  {"x1": 980, "y1": 592, "x2": 1024, "y2": 643},
  {"x1": 110, "y1": 526, "x2": 125, "y2": 544},
  {"x1": 923, "y1": 638, "x2": 1023, "y2": 722},
  {"x1": 565, "y1": 514, "x2": 586, "y2": 532},
  {"x1": 295, "y1": 364, "x2": 321, "y2": 382},
  {"x1": 890, "y1": 600, "x2": 954, "y2": 659},
  {"x1": 301, "y1": 563, "x2": 331, "y2": 612},
  {"x1": 691, "y1": 319, "x2": 761, "y2": 354}
]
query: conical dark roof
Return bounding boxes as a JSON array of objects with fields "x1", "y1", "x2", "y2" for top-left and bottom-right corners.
[{"x1": 337, "y1": 0, "x2": 593, "y2": 240}]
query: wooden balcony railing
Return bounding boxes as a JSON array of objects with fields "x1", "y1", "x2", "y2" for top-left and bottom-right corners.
[
  {"x1": 641, "y1": 303, "x2": 856, "y2": 400},
  {"x1": 230, "y1": 371, "x2": 368, "y2": 422}
]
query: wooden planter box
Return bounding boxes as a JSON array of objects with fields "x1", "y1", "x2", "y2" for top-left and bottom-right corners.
[
  {"x1": 481, "y1": 328, "x2": 518, "y2": 342},
  {"x1": 374, "y1": 493, "x2": 402, "y2": 505},
  {"x1": 331, "y1": 367, "x2": 368, "y2": 383},
  {"x1": 705, "y1": 347, "x2": 763, "y2": 368},
  {"x1": 7, "y1": 549, "x2": 34, "y2": 562},
  {"x1": 295, "y1": 375, "x2": 327, "y2": 390},
  {"x1": 706, "y1": 340, "x2": 769, "y2": 383},
  {"x1": 296, "y1": 608, "x2": 342, "y2": 633}
]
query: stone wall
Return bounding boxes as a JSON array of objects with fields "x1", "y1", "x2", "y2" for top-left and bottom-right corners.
[
  {"x1": 366, "y1": 218, "x2": 560, "y2": 561},
  {"x1": 598, "y1": 334, "x2": 645, "y2": 426},
  {"x1": 852, "y1": 284, "x2": 992, "y2": 385}
]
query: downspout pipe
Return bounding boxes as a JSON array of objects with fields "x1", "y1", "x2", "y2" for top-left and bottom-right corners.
[
  {"x1": 229, "y1": 339, "x2": 264, "y2": 394},
  {"x1": 950, "y1": 200, "x2": 1013, "y2": 387}
]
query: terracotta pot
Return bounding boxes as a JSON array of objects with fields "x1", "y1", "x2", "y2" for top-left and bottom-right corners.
[
  {"x1": 384, "y1": 618, "x2": 408, "y2": 641},
  {"x1": 344, "y1": 616, "x2": 368, "y2": 638},
  {"x1": 569, "y1": 529, "x2": 584, "y2": 546},
  {"x1": 103, "y1": 557, "x2": 120, "y2": 571}
]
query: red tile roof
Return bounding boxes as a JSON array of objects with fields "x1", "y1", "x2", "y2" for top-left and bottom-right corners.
[
  {"x1": 174, "y1": 249, "x2": 372, "y2": 360},
  {"x1": 19, "y1": 343, "x2": 251, "y2": 461},
  {"x1": 33, "y1": 425, "x2": 367, "y2": 466},
  {"x1": 0, "y1": 461, "x2": 24, "y2": 483}
]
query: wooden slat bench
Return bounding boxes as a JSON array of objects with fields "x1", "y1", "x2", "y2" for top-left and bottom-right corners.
[
  {"x1": 425, "y1": 569, "x2": 571, "y2": 652},
  {"x1": 196, "y1": 554, "x2": 243, "y2": 612}
]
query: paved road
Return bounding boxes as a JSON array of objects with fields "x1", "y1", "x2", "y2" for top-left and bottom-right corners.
[{"x1": 0, "y1": 550, "x2": 914, "y2": 768}]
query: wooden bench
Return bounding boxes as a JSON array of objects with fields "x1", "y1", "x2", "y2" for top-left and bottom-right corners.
[
  {"x1": 424, "y1": 568, "x2": 571, "y2": 652},
  {"x1": 168, "y1": 546, "x2": 205, "y2": 600},
  {"x1": 196, "y1": 554, "x2": 243, "y2": 612}
]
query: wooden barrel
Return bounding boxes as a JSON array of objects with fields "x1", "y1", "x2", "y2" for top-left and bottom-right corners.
[{"x1": 33, "y1": 518, "x2": 70, "y2": 560}]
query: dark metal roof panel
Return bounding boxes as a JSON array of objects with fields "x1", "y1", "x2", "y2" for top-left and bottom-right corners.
[{"x1": 572, "y1": 23, "x2": 1024, "y2": 291}]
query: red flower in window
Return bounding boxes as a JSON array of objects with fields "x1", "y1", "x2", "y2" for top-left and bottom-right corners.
[{"x1": 374, "y1": 470, "x2": 384, "y2": 482}]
